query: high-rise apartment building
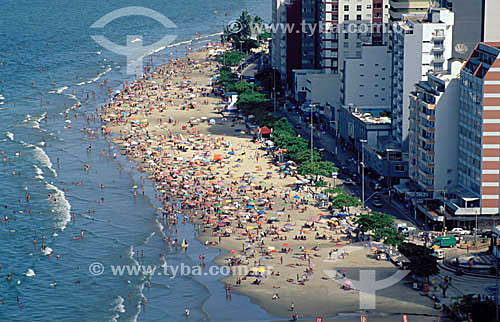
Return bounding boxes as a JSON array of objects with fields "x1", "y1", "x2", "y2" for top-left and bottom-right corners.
[
  {"x1": 458, "y1": 42, "x2": 500, "y2": 214},
  {"x1": 391, "y1": 8, "x2": 454, "y2": 149},
  {"x1": 321, "y1": 0, "x2": 389, "y2": 74},
  {"x1": 271, "y1": 0, "x2": 322, "y2": 89},
  {"x1": 271, "y1": 0, "x2": 288, "y2": 82},
  {"x1": 408, "y1": 68, "x2": 461, "y2": 193}
]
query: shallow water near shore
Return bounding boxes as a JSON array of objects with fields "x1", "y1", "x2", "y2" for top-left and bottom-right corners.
[{"x1": 0, "y1": 0, "x2": 271, "y2": 321}]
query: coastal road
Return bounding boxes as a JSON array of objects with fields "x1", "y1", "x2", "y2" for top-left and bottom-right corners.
[{"x1": 278, "y1": 108, "x2": 421, "y2": 228}]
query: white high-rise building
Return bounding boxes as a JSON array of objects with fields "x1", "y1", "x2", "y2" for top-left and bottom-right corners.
[
  {"x1": 321, "y1": 0, "x2": 390, "y2": 75},
  {"x1": 391, "y1": 8, "x2": 454, "y2": 149},
  {"x1": 408, "y1": 64, "x2": 462, "y2": 194},
  {"x1": 271, "y1": 0, "x2": 288, "y2": 82}
]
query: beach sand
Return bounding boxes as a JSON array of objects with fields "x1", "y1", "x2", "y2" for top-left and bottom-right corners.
[{"x1": 101, "y1": 46, "x2": 441, "y2": 321}]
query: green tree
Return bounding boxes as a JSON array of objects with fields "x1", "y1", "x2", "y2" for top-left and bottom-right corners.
[
  {"x1": 355, "y1": 212, "x2": 395, "y2": 236},
  {"x1": 222, "y1": 11, "x2": 262, "y2": 53},
  {"x1": 218, "y1": 51, "x2": 246, "y2": 66},
  {"x1": 255, "y1": 67, "x2": 282, "y2": 94},
  {"x1": 292, "y1": 149, "x2": 322, "y2": 163},
  {"x1": 297, "y1": 161, "x2": 337, "y2": 181},
  {"x1": 399, "y1": 242, "x2": 439, "y2": 280},
  {"x1": 375, "y1": 226, "x2": 405, "y2": 247},
  {"x1": 330, "y1": 192, "x2": 361, "y2": 209},
  {"x1": 323, "y1": 187, "x2": 342, "y2": 195}
]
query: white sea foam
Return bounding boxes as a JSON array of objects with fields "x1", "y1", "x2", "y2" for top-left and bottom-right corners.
[
  {"x1": 112, "y1": 296, "x2": 126, "y2": 313},
  {"x1": 48, "y1": 86, "x2": 68, "y2": 94},
  {"x1": 33, "y1": 165, "x2": 44, "y2": 180},
  {"x1": 87, "y1": 66, "x2": 112, "y2": 84},
  {"x1": 76, "y1": 81, "x2": 86, "y2": 86},
  {"x1": 46, "y1": 182, "x2": 71, "y2": 230},
  {"x1": 31, "y1": 145, "x2": 57, "y2": 176},
  {"x1": 109, "y1": 295, "x2": 126, "y2": 322},
  {"x1": 0, "y1": 94, "x2": 5, "y2": 100},
  {"x1": 6, "y1": 132, "x2": 14, "y2": 141},
  {"x1": 144, "y1": 231, "x2": 155, "y2": 244}
]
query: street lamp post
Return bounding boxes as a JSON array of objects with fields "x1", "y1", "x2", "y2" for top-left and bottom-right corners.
[
  {"x1": 273, "y1": 70, "x2": 277, "y2": 113},
  {"x1": 360, "y1": 139, "x2": 368, "y2": 209},
  {"x1": 493, "y1": 229, "x2": 499, "y2": 322},
  {"x1": 310, "y1": 106, "x2": 314, "y2": 163},
  {"x1": 476, "y1": 200, "x2": 481, "y2": 243}
]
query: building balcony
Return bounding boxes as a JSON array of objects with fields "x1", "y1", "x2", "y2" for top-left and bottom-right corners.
[
  {"x1": 421, "y1": 136, "x2": 435, "y2": 145},
  {"x1": 432, "y1": 57, "x2": 445, "y2": 64},
  {"x1": 418, "y1": 166, "x2": 434, "y2": 179},
  {"x1": 432, "y1": 33, "x2": 445, "y2": 41},
  {"x1": 431, "y1": 46, "x2": 444, "y2": 53}
]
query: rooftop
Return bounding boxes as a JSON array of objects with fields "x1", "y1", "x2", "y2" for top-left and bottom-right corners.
[
  {"x1": 462, "y1": 42, "x2": 500, "y2": 79},
  {"x1": 343, "y1": 105, "x2": 391, "y2": 125}
]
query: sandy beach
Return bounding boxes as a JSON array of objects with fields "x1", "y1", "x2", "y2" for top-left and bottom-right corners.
[{"x1": 100, "y1": 46, "x2": 441, "y2": 321}]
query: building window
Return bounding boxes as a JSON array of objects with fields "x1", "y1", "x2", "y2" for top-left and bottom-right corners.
[
  {"x1": 344, "y1": 14, "x2": 350, "y2": 20},
  {"x1": 367, "y1": 4, "x2": 372, "y2": 9},
  {"x1": 356, "y1": 42, "x2": 361, "y2": 48},
  {"x1": 360, "y1": 74, "x2": 364, "y2": 77},
  {"x1": 394, "y1": 165, "x2": 406, "y2": 171},
  {"x1": 344, "y1": 42, "x2": 349, "y2": 48},
  {"x1": 344, "y1": 5, "x2": 349, "y2": 11},
  {"x1": 357, "y1": 5, "x2": 362, "y2": 11},
  {"x1": 344, "y1": 33, "x2": 349, "y2": 39},
  {"x1": 332, "y1": 5, "x2": 338, "y2": 11},
  {"x1": 357, "y1": 14, "x2": 362, "y2": 20}
]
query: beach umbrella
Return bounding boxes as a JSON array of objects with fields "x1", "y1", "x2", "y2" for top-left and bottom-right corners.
[
  {"x1": 298, "y1": 245, "x2": 304, "y2": 250},
  {"x1": 230, "y1": 250, "x2": 238, "y2": 254},
  {"x1": 283, "y1": 243, "x2": 291, "y2": 247}
]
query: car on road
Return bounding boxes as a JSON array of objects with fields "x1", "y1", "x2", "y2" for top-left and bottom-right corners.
[
  {"x1": 432, "y1": 236, "x2": 457, "y2": 247},
  {"x1": 343, "y1": 178, "x2": 355, "y2": 185},
  {"x1": 450, "y1": 228, "x2": 471, "y2": 235},
  {"x1": 373, "y1": 182, "x2": 383, "y2": 191},
  {"x1": 432, "y1": 249, "x2": 445, "y2": 259}
]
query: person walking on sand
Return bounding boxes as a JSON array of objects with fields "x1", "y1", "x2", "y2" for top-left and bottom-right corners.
[{"x1": 290, "y1": 302, "x2": 294, "y2": 311}]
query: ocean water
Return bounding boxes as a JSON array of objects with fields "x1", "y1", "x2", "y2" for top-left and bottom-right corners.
[{"x1": 0, "y1": 1, "x2": 273, "y2": 321}]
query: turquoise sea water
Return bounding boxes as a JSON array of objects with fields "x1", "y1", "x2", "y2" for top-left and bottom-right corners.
[{"x1": 0, "y1": 1, "x2": 272, "y2": 321}]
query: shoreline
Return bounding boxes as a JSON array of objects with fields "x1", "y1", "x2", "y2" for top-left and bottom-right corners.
[{"x1": 101, "y1": 45, "x2": 440, "y2": 321}]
